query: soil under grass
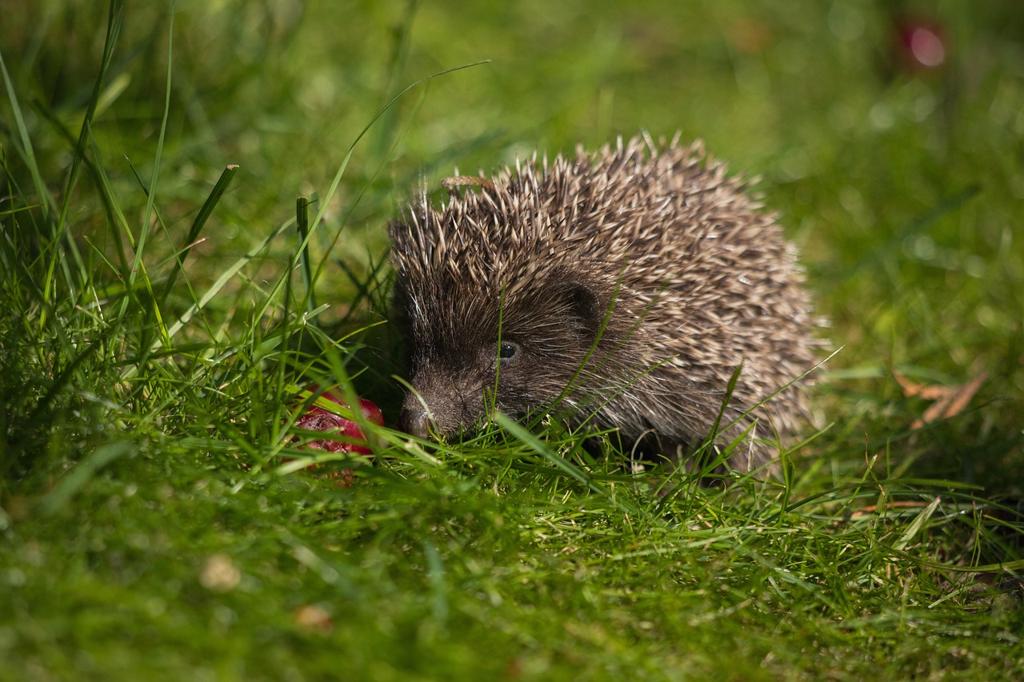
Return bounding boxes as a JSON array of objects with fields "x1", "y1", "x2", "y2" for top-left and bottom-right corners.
[{"x1": 2, "y1": 1, "x2": 1023, "y2": 680}]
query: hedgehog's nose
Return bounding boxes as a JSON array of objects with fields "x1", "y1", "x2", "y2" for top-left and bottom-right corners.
[{"x1": 400, "y1": 394, "x2": 432, "y2": 438}]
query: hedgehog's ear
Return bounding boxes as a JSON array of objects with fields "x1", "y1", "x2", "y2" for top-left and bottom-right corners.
[{"x1": 565, "y1": 282, "x2": 602, "y2": 339}]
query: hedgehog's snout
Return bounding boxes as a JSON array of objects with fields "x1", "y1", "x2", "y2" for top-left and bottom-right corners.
[
  {"x1": 399, "y1": 394, "x2": 432, "y2": 438},
  {"x1": 399, "y1": 370, "x2": 478, "y2": 439}
]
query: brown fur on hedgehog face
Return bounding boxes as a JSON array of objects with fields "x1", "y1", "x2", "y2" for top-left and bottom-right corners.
[
  {"x1": 393, "y1": 263, "x2": 609, "y2": 438},
  {"x1": 390, "y1": 134, "x2": 821, "y2": 470}
]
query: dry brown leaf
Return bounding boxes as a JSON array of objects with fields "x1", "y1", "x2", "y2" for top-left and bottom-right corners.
[
  {"x1": 893, "y1": 371, "x2": 953, "y2": 400},
  {"x1": 909, "y1": 368, "x2": 987, "y2": 428},
  {"x1": 850, "y1": 500, "x2": 930, "y2": 519}
]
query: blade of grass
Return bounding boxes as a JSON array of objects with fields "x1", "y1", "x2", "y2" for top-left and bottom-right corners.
[
  {"x1": 493, "y1": 411, "x2": 637, "y2": 514},
  {"x1": 120, "y1": 218, "x2": 291, "y2": 380},
  {"x1": 160, "y1": 163, "x2": 238, "y2": 306},
  {"x1": 304, "y1": 59, "x2": 491, "y2": 251},
  {"x1": 0, "y1": 48, "x2": 55, "y2": 220},
  {"x1": 46, "y1": 0, "x2": 125, "y2": 308},
  {"x1": 123, "y1": 1, "x2": 175, "y2": 315},
  {"x1": 371, "y1": 0, "x2": 419, "y2": 160},
  {"x1": 295, "y1": 195, "x2": 316, "y2": 313},
  {"x1": 893, "y1": 495, "x2": 943, "y2": 551}
]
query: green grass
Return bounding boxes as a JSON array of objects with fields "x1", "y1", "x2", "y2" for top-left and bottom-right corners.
[{"x1": 2, "y1": 0, "x2": 1023, "y2": 679}]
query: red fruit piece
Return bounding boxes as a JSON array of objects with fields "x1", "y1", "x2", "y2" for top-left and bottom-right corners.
[
  {"x1": 294, "y1": 406, "x2": 368, "y2": 454},
  {"x1": 294, "y1": 388, "x2": 384, "y2": 456},
  {"x1": 357, "y1": 397, "x2": 384, "y2": 426}
]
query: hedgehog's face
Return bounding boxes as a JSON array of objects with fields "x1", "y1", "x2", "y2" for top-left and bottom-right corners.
[{"x1": 396, "y1": 275, "x2": 606, "y2": 440}]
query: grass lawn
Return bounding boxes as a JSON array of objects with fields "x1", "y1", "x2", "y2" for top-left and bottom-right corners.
[{"x1": 2, "y1": 1, "x2": 1023, "y2": 679}]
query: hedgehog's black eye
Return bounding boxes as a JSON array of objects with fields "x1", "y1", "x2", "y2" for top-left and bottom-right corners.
[{"x1": 498, "y1": 341, "x2": 519, "y2": 364}]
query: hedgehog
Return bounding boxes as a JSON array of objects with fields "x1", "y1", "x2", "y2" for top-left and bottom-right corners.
[{"x1": 389, "y1": 133, "x2": 820, "y2": 471}]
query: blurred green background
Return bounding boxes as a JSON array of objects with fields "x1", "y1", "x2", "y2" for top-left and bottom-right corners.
[{"x1": 7, "y1": 0, "x2": 1024, "y2": 333}]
